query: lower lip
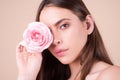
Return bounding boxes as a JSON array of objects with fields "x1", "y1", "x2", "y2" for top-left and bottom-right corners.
[{"x1": 55, "y1": 50, "x2": 68, "y2": 57}]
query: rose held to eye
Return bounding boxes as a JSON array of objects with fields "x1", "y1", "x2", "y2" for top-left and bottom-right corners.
[{"x1": 21, "y1": 22, "x2": 53, "y2": 53}]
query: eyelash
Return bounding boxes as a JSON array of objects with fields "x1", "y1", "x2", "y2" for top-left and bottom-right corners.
[{"x1": 59, "y1": 23, "x2": 69, "y2": 30}]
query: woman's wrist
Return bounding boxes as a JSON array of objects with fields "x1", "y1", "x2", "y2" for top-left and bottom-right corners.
[{"x1": 17, "y1": 74, "x2": 37, "y2": 80}]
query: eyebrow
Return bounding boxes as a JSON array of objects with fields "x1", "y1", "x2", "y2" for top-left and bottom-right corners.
[{"x1": 54, "y1": 18, "x2": 71, "y2": 26}]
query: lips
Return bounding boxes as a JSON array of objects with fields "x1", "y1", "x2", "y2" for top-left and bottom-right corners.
[{"x1": 54, "y1": 49, "x2": 68, "y2": 57}]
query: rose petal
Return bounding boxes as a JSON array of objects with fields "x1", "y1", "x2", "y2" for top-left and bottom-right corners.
[{"x1": 21, "y1": 22, "x2": 53, "y2": 53}]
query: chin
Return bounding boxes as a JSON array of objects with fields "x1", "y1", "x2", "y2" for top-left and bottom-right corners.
[{"x1": 58, "y1": 58, "x2": 73, "y2": 65}]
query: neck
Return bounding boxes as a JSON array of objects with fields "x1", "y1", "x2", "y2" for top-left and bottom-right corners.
[{"x1": 68, "y1": 58, "x2": 81, "y2": 80}]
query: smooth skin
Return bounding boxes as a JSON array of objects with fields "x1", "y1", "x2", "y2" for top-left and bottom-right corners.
[{"x1": 16, "y1": 6, "x2": 120, "y2": 80}]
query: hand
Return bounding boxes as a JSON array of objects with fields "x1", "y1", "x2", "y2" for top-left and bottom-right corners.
[{"x1": 16, "y1": 45, "x2": 42, "y2": 80}]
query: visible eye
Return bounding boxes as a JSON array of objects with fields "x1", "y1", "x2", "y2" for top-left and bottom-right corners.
[{"x1": 60, "y1": 23, "x2": 69, "y2": 30}]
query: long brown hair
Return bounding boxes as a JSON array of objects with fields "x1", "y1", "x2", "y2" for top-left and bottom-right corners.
[{"x1": 35, "y1": 0, "x2": 113, "y2": 80}]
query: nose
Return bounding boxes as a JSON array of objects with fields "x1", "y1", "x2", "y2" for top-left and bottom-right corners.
[
  {"x1": 53, "y1": 39, "x2": 61, "y2": 45},
  {"x1": 52, "y1": 32, "x2": 62, "y2": 46}
]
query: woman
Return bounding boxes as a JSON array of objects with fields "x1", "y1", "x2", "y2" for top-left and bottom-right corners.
[{"x1": 16, "y1": 0, "x2": 120, "y2": 80}]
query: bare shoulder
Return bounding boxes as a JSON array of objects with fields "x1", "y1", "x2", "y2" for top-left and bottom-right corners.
[{"x1": 97, "y1": 65, "x2": 120, "y2": 80}]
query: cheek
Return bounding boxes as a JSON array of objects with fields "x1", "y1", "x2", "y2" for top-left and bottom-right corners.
[
  {"x1": 68, "y1": 27, "x2": 88, "y2": 50},
  {"x1": 77, "y1": 29, "x2": 88, "y2": 45},
  {"x1": 69, "y1": 25, "x2": 87, "y2": 42}
]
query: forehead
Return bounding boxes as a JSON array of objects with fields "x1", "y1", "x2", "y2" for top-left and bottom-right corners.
[{"x1": 40, "y1": 6, "x2": 78, "y2": 25}]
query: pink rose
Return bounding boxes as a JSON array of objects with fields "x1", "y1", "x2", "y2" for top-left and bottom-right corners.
[{"x1": 20, "y1": 22, "x2": 53, "y2": 53}]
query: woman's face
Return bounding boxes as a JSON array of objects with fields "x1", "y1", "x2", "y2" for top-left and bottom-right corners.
[{"x1": 40, "y1": 6, "x2": 89, "y2": 64}]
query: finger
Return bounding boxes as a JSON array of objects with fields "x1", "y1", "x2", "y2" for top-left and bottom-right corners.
[
  {"x1": 32, "y1": 52, "x2": 43, "y2": 61},
  {"x1": 23, "y1": 46, "x2": 27, "y2": 53},
  {"x1": 16, "y1": 44, "x2": 20, "y2": 53},
  {"x1": 16, "y1": 44, "x2": 27, "y2": 61},
  {"x1": 19, "y1": 45, "x2": 24, "y2": 52},
  {"x1": 16, "y1": 44, "x2": 24, "y2": 53}
]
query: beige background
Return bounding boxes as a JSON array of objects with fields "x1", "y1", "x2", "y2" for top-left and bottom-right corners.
[{"x1": 0, "y1": 0, "x2": 120, "y2": 80}]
